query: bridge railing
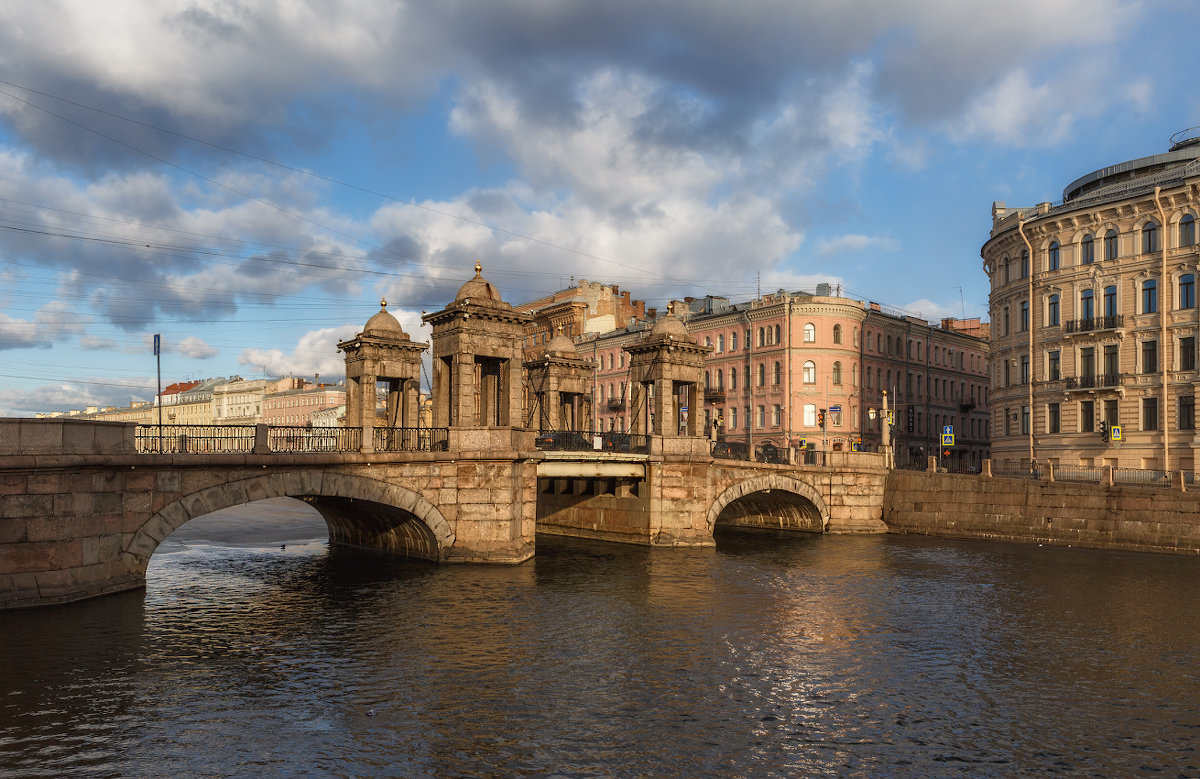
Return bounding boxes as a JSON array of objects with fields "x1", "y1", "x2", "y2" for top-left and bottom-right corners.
[
  {"x1": 534, "y1": 430, "x2": 650, "y2": 454},
  {"x1": 135, "y1": 424, "x2": 256, "y2": 453},
  {"x1": 373, "y1": 427, "x2": 449, "y2": 452},
  {"x1": 268, "y1": 426, "x2": 361, "y2": 453}
]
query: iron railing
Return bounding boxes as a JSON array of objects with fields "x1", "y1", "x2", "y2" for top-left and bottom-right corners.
[
  {"x1": 1113, "y1": 468, "x2": 1170, "y2": 486},
  {"x1": 1065, "y1": 314, "x2": 1124, "y2": 333},
  {"x1": 267, "y1": 426, "x2": 361, "y2": 452},
  {"x1": 1051, "y1": 464, "x2": 1102, "y2": 484},
  {"x1": 535, "y1": 430, "x2": 649, "y2": 454},
  {"x1": 1065, "y1": 374, "x2": 1125, "y2": 390},
  {"x1": 135, "y1": 424, "x2": 256, "y2": 454},
  {"x1": 373, "y1": 427, "x2": 449, "y2": 452}
]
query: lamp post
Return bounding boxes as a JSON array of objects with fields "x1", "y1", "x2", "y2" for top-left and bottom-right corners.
[{"x1": 868, "y1": 390, "x2": 892, "y2": 468}]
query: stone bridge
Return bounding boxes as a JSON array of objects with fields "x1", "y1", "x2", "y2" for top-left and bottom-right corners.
[{"x1": 0, "y1": 418, "x2": 888, "y2": 609}]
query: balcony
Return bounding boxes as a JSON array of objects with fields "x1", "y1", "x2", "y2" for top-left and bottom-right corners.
[
  {"x1": 1064, "y1": 373, "x2": 1125, "y2": 391},
  {"x1": 606, "y1": 397, "x2": 626, "y2": 411},
  {"x1": 1064, "y1": 314, "x2": 1124, "y2": 334},
  {"x1": 703, "y1": 388, "x2": 726, "y2": 403}
]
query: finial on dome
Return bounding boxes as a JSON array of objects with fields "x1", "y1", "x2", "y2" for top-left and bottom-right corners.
[
  {"x1": 474, "y1": 260, "x2": 482, "y2": 276},
  {"x1": 380, "y1": 297, "x2": 388, "y2": 310}
]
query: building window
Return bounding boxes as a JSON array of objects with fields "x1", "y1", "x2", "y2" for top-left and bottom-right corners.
[
  {"x1": 1020, "y1": 300, "x2": 1029, "y2": 331},
  {"x1": 1020, "y1": 250, "x2": 1029, "y2": 278},
  {"x1": 772, "y1": 362, "x2": 781, "y2": 385},
  {"x1": 832, "y1": 324, "x2": 842, "y2": 344},
  {"x1": 1103, "y1": 344, "x2": 1119, "y2": 381},
  {"x1": 803, "y1": 361, "x2": 816, "y2": 384},
  {"x1": 1080, "y1": 400, "x2": 1095, "y2": 433},
  {"x1": 730, "y1": 368, "x2": 737, "y2": 390},
  {"x1": 731, "y1": 332, "x2": 738, "y2": 351},
  {"x1": 803, "y1": 404, "x2": 816, "y2": 426},
  {"x1": 1182, "y1": 274, "x2": 1195, "y2": 309},
  {"x1": 730, "y1": 407, "x2": 737, "y2": 430},
  {"x1": 744, "y1": 365, "x2": 750, "y2": 388},
  {"x1": 1104, "y1": 229, "x2": 1119, "y2": 260},
  {"x1": 1048, "y1": 402, "x2": 1060, "y2": 433},
  {"x1": 1142, "y1": 279, "x2": 1157, "y2": 314},
  {"x1": 1104, "y1": 285, "x2": 1117, "y2": 317},
  {"x1": 774, "y1": 325, "x2": 780, "y2": 344},
  {"x1": 717, "y1": 334, "x2": 724, "y2": 352},
  {"x1": 756, "y1": 406, "x2": 765, "y2": 428},
  {"x1": 758, "y1": 327, "x2": 765, "y2": 347},
  {"x1": 1143, "y1": 397, "x2": 1159, "y2": 431},
  {"x1": 757, "y1": 364, "x2": 766, "y2": 386},
  {"x1": 1003, "y1": 258, "x2": 1010, "y2": 284},
  {"x1": 1142, "y1": 340, "x2": 1158, "y2": 373},
  {"x1": 832, "y1": 361, "x2": 843, "y2": 385},
  {"x1": 1021, "y1": 405, "x2": 1030, "y2": 435},
  {"x1": 1048, "y1": 241, "x2": 1060, "y2": 271},
  {"x1": 1048, "y1": 350, "x2": 1060, "y2": 380},
  {"x1": 1003, "y1": 307, "x2": 1010, "y2": 335},
  {"x1": 772, "y1": 404, "x2": 781, "y2": 426},
  {"x1": 1182, "y1": 336, "x2": 1196, "y2": 371},
  {"x1": 1180, "y1": 397, "x2": 1196, "y2": 430},
  {"x1": 1080, "y1": 346, "x2": 1095, "y2": 378},
  {"x1": 1182, "y1": 214, "x2": 1197, "y2": 248},
  {"x1": 1082, "y1": 234, "x2": 1095, "y2": 264},
  {"x1": 1080, "y1": 289, "x2": 1094, "y2": 319},
  {"x1": 1048, "y1": 294, "x2": 1060, "y2": 326},
  {"x1": 1020, "y1": 354, "x2": 1029, "y2": 384},
  {"x1": 1143, "y1": 221, "x2": 1159, "y2": 254}
]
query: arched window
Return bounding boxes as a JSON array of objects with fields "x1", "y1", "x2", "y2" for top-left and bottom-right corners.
[
  {"x1": 717, "y1": 334, "x2": 724, "y2": 352},
  {"x1": 1003, "y1": 257, "x2": 1010, "y2": 284},
  {"x1": 876, "y1": 334, "x2": 882, "y2": 352},
  {"x1": 758, "y1": 327, "x2": 765, "y2": 347},
  {"x1": 1081, "y1": 289, "x2": 1094, "y2": 319},
  {"x1": 729, "y1": 368, "x2": 737, "y2": 390},
  {"x1": 730, "y1": 332, "x2": 738, "y2": 351},
  {"x1": 1101, "y1": 285, "x2": 1116, "y2": 317},
  {"x1": 1143, "y1": 279, "x2": 1158, "y2": 314},
  {"x1": 772, "y1": 362, "x2": 781, "y2": 385},
  {"x1": 1082, "y1": 234, "x2": 1095, "y2": 264},
  {"x1": 1181, "y1": 273, "x2": 1195, "y2": 309},
  {"x1": 832, "y1": 361, "x2": 843, "y2": 385},
  {"x1": 1104, "y1": 229, "x2": 1119, "y2": 261},
  {"x1": 717, "y1": 370, "x2": 724, "y2": 390},
  {"x1": 866, "y1": 367, "x2": 872, "y2": 388},
  {"x1": 1048, "y1": 241, "x2": 1060, "y2": 271},
  {"x1": 1143, "y1": 221, "x2": 1160, "y2": 254},
  {"x1": 757, "y1": 364, "x2": 766, "y2": 386},
  {"x1": 774, "y1": 325, "x2": 781, "y2": 344},
  {"x1": 803, "y1": 361, "x2": 816, "y2": 384},
  {"x1": 1181, "y1": 214, "x2": 1197, "y2": 248},
  {"x1": 803, "y1": 323, "x2": 816, "y2": 342},
  {"x1": 832, "y1": 324, "x2": 842, "y2": 344}
]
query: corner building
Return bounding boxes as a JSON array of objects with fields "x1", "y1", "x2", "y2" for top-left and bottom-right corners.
[{"x1": 983, "y1": 132, "x2": 1200, "y2": 471}]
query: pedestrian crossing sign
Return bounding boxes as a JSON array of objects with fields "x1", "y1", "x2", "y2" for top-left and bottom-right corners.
[{"x1": 941, "y1": 433, "x2": 955, "y2": 447}]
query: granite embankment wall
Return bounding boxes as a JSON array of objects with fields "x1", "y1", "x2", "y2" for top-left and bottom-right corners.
[{"x1": 884, "y1": 469, "x2": 1200, "y2": 554}]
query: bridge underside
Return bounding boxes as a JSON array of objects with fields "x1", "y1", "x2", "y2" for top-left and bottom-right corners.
[
  {"x1": 714, "y1": 490, "x2": 824, "y2": 534},
  {"x1": 305, "y1": 496, "x2": 440, "y2": 562}
]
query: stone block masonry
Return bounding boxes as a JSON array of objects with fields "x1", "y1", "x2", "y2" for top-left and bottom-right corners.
[{"x1": 884, "y1": 469, "x2": 1200, "y2": 555}]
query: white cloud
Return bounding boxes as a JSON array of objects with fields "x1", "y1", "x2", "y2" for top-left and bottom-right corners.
[
  {"x1": 176, "y1": 336, "x2": 218, "y2": 359},
  {"x1": 238, "y1": 327, "x2": 353, "y2": 380},
  {"x1": 816, "y1": 234, "x2": 899, "y2": 257}
]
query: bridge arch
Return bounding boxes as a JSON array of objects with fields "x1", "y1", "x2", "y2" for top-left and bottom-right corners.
[
  {"x1": 125, "y1": 470, "x2": 453, "y2": 570},
  {"x1": 707, "y1": 474, "x2": 828, "y2": 534}
]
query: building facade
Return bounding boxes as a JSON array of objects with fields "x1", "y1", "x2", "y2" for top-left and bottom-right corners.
[
  {"x1": 983, "y1": 131, "x2": 1200, "y2": 471},
  {"x1": 516, "y1": 280, "x2": 651, "y2": 361}
]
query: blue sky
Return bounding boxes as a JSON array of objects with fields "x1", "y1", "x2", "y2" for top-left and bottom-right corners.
[{"x1": 1, "y1": 0, "x2": 1198, "y2": 416}]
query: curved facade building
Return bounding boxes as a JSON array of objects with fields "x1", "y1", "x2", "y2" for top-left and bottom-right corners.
[{"x1": 983, "y1": 132, "x2": 1200, "y2": 471}]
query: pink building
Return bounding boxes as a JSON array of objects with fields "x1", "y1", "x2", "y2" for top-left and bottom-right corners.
[{"x1": 262, "y1": 383, "x2": 347, "y2": 427}]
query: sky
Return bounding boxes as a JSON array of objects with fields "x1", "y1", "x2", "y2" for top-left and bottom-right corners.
[{"x1": 2, "y1": 0, "x2": 1198, "y2": 416}]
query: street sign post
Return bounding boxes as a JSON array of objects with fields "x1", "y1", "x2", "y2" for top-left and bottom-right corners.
[{"x1": 941, "y1": 433, "x2": 955, "y2": 447}]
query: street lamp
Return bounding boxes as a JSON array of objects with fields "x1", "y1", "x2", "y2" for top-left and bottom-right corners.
[{"x1": 867, "y1": 390, "x2": 892, "y2": 468}]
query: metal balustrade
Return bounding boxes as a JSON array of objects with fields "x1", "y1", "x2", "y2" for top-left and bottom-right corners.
[
  {"x1": 373, "y1": 427, "x2": 449, "y2": 452},
  {"x1": 135, "y1": 424, "x2": 256, "y2": 453}
]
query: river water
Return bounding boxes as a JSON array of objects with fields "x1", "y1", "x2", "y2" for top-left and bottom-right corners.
[{"x1": 4, "y1": 498, "x2": 1200, "y2": 777}]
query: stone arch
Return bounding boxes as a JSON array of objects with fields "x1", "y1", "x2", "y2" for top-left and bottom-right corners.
[
  {"x1": 706, "y1": 474, "x2": 828, "y2": 534},
  {"x1": 125, "y1": 471, "x2": 453, "y2": 569}
]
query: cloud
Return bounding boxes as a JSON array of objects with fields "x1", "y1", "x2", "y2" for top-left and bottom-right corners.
[
  {"x1": 175, "y1": 336, "x2": 219, "y2": 359},
  {"x1": 237, "y1": 327, "x2": 354, "y2": 380},
  {"x1": 816, "y1": 234, "x2": 899, "y2": 257},
  {"x1": 0, "y1": 378, "x2": 154, "y2": 417},
  {"x1": 0, "y1": 301, "x2": 85, "y2": 349}
]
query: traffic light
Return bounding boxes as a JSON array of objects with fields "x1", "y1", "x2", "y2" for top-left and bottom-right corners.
[
  {"x1": 943, "y1": 449, "x2": 950, "y2": 458},
  {"x1": 1099, "y1": 420, "x2": 1108, "y2": 440},
  {"x1": 818, "y1": 409, "x2": 826, "y2": 428}
]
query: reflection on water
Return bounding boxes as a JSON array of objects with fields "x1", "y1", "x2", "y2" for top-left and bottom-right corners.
[{"x1": 4, "y1": 498, "x2": 1200, "y2": 776}]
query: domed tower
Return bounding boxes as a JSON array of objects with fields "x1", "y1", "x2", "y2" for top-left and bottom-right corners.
[
  {"x1": 525, "y1": 325, "x2": 595, "y2": 433},
  {"x1": 422, "y1": 262, "x2": 532, "y2": 430},
  {"x1": 624, "y1": 307, "x2": 711, "y2": 437},
  {"x1": 338, "y1": 299, "x2": 428, "y2": 443}
]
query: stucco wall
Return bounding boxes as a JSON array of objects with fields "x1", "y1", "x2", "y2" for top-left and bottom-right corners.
[{"x1": 884, "y1": 469, "x2": 1200, "y2": 554}]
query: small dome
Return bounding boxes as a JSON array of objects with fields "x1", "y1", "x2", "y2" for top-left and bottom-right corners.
[
  {"x1": 648, "y1": 313, "x2": 692, "y2": 342},
  {"x1": 546, "y1": 332, "x2": 576, "y2": 355},
  {"x1": 455, "y1": 260, "x2": 504, "y2": 305},
  {"x1": 363, "y1": 299, "x2": 406, "y2": 337}
]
